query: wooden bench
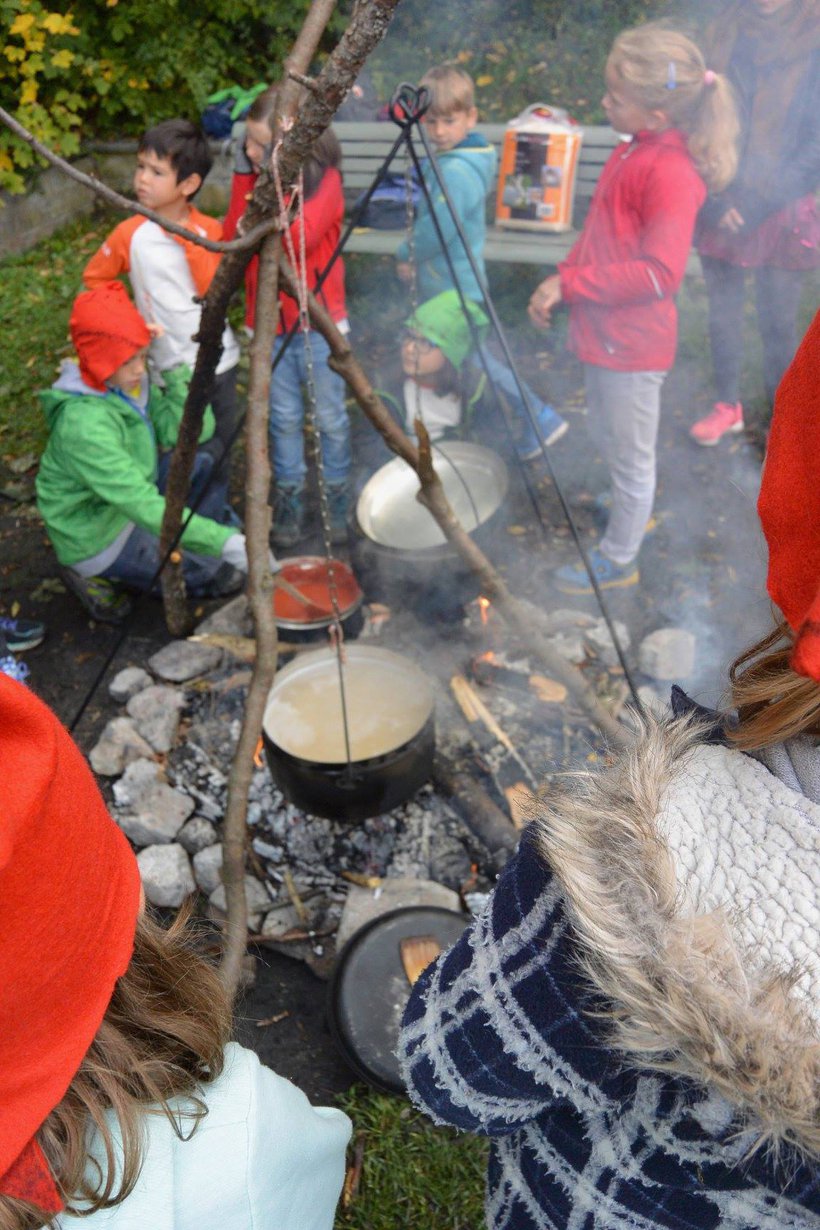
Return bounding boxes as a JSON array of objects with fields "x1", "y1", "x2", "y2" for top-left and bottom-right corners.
[{"x1": 334, "y1": 121, "x2": 620, "y2": 267}]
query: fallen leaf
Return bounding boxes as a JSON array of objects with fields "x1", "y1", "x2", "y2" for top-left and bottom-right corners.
[{"x1": 529, "y1": 675, "x2": 568, "y2": 704}]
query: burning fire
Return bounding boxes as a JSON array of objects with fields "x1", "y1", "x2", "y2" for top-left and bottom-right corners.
[{"x1": 478, "y1": 596, "x2": 490, "y2": 625}]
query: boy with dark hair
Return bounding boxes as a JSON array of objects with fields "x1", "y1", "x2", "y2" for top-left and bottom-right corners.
[
  {"x1": 36, "y1": 283, "x2": 254, "y2": 623},
  {"x1": 83, "y1": 119, "x2": 240, "y2": 484},
  {"x1": 396, "y1": 65, "x2": 568, "y2": 459}
]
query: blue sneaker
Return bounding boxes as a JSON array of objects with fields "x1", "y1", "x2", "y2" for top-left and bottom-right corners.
[
  {"x1": 554, "y1": 547, "x2": 639, "y2": 594},
  {"x1": 517, "y1": 404, "x2": 569, "y2": 460},
  {"x1": 0, "y1": 615, "x2": 45, "y2": 651},
  {"x1": 0, "y1": 653, "x2": 30, "y2": 684}
]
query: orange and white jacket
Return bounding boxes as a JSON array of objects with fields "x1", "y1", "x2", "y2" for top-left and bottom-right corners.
[{"x1": 83, "y1": 209, "x2": 239, "y2": 376}]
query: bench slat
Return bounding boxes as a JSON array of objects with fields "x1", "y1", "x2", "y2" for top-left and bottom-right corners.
[{"x1": 334, "y1": 122, "x2": 649, "y2": 269}]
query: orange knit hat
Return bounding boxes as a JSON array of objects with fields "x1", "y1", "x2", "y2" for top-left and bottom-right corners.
[
  {"x1": 758, "y1": 309, "x2": 820, "y2": 682},
  {"x1": 69, "y1": 281, "x2": 151, "y2": 391},
  {"x1": 0, "y1": 677, "x2": 141, "y2": 1213}
]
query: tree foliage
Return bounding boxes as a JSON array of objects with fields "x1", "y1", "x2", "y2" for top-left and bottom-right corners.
[
  {"x1": 368, "y1": 0, "x2": 714, "y2": 123},
  {"x1": 0, "y1": 0, "x2": 343, "y2": 192}
]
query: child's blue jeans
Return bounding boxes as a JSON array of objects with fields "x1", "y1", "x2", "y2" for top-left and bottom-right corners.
[
  {"x1": 270, "y1": 332, "x2": 351, "y2": 487},
  {"x1": 100, "y1": 451, "x2": 228, "y2": 595}
]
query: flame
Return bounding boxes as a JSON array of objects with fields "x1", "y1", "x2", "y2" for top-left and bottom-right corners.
[
  {"x1": 477, "y1": 651, "x2": 495, "y2": 663},
  {"x1": 478, "y1": 596, "x2": 490, "y2": 625}
]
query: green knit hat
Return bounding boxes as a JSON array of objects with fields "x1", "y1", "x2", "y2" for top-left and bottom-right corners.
[{"x1": 405, "y1": 291, "x2": 489, "y2": 371}]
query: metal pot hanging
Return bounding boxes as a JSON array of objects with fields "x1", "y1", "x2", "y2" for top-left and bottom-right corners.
[
  {"x1": 261, "y1": 644, "x2": 435, "y2": 822},
  {"x1": 273, "y1": 556, "x2": 364, "y2": 643}
]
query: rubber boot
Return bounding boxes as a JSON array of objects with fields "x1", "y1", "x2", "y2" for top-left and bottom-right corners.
[{"x1": 272, "y1": 484, "x2": 305, "y2": 549}]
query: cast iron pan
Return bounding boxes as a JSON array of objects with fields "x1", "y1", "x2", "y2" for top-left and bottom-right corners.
[{"x1": 327, "y1": 905, "x2": 469, "y2": 1094}]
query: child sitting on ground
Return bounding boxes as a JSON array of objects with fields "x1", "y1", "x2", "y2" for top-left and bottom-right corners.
[
  {"x1": 395, "y1": 64, "x2": 568, "y2": 458},
  {"x1": 0, "y1": 674, "x2": 351, "y2": 1228},
  {"x1": 381, "y1": 290, "x2": 490, "y2": 444},
  {"x1": 83, "y1": 119, "x2": 240, "y2": 487},
  {"x1": 223, "y1": 84, "x2": 352, "y2": 548},
  {"x1": 36, "y1": 283, "x2": 253, "y2": 623}
]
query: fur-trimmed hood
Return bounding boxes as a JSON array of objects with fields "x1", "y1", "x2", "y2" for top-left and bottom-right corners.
[{"x1": 532, "y1": 714, "x2": 820, "y2": 1159}]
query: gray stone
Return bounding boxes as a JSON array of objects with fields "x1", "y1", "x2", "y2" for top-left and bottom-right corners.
[
  {"x1": 638, "y1": 628, "x2": 696, "y2": 681},
  {"x1": 137, "y1": 844, "x2": 195, "y2": 908},
  {"x1": 89, "y1": 717, "x2": 155, "y2": 776},
  {"x1": 194, "y1": 594, "x2": 252, "y2": 637},
  {"x1": 192, "y1": 843, "x2": 224, "y2": 894},
  {"x1": 260, "y1": 901, "x2": 305, "y2": 940},
  {"x1": 547, "y1": 607, "x2": 599, "y2": 631},
  {"x1": 177, "y1": 816, "x2": 219, "y2": 854},
  {"x1": 116, "y1": 781, "x2": 195, "y2": 847},
  {"x1": 148, "y1": 640, "x2": 223, "y2": 683},
  {"x1": 547, "y1": 629, "x2": 587, "y2": 663},
  {"x1": 583, "y1": 619, "x2": 631, "y2": 668},
  {"x1": 209, "y1": 876, "x2": 273, "y2": 930},
  {"x1": 108, "y1": 667, "x2": 152, "y2": 704},
  {"x1": 336, "y1": 877, "x2": 462, "y2": 950},
  {"x1": 126, "y1": 685, "x2": 185, "y2": 753},
  {"x1": 112, "y1": 758, "x2": 162, "y2": 810}
]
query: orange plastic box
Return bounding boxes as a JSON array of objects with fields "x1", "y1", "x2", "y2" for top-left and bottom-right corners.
[{"x1": 495, "y1": 104, "x2": 583, "y2": 234}]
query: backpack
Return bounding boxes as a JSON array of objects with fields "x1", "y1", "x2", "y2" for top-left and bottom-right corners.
[
  {"x1": 202, "y1": 83, "x2": 268, "y2": 139},
  {"x1": 353, "y1": 168, "x2": 421, "y2": 230}
]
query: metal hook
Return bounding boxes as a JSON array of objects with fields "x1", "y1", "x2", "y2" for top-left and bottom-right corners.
[{"x1": 388, "y1": 83, "x2": 432, "y2": 129}]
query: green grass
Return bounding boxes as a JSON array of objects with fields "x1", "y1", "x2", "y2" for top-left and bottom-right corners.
[
  {"x1": 333, "y1": 1086, "x2": 488, "y2": 1230},
  {"x1": 0, "y1": 215, "x2": 114, "y2": 459}
]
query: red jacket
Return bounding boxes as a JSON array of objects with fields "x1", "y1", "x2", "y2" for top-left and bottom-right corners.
[
  {"x1": 223, "y1": 166, "x2": 347, "y2": 334},
  {"x1": 559, "y1": 129, "x2": 706, "y2": 371}
]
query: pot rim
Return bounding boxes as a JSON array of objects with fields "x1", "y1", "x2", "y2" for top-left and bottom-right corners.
[
  {"x1": 355, "y1": 442, "x2": 509, "y2": 554},
  {"x1": 262, "y1": 644, "x2": 435, "y2": 766}
]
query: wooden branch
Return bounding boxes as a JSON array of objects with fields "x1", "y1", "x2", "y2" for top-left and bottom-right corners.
[
  {"x1": 158, "y1": 0, "x2": 402, "y2": 632},
  {"x1": 218, "y1": 233, "x2": 281, "y2": 998},
  {"x1": 0, "y1": 104, "x2": 274, "y2": 255},
  {"x1": 278, "y1": 263, "x2": 629, "y2": 747}
]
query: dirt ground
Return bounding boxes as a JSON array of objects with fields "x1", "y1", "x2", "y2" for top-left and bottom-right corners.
[{"x1": 0, "y1": 315, "x2": 774, "y2": 1099}]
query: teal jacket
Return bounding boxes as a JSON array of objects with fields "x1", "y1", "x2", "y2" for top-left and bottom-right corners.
[
  {"x1": 36, "y1": 362, "x2": 231, "y2": 567},
  {"x1": 396, "y1": 132, "x2": 497, "y2": 303}
]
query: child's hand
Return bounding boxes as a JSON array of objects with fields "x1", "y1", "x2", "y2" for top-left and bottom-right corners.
[
  {"x1": 146, "y1": 321, "x2": 165, "y2": 340},
  {"x1": 718, "y1": 207, "x2": 744, "y2": 234},
  {"x1": 396, "y1": 261, "x2": 413, "y2": 283},
  {"x1": 528, "y1": 275, "x2": 562, "y2": 329}
]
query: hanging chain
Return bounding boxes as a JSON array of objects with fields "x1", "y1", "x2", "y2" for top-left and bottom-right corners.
[
  {"x1": 271, "y1": 136, "x2": 354, "y2": 775},
  {"x1": 404, "y1": 130, "x2": 425, "y2": 432}
]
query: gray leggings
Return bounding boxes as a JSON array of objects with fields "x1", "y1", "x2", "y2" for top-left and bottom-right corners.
[{"x1": 584, "y1": 364, "x2": 666, "y2": 565}]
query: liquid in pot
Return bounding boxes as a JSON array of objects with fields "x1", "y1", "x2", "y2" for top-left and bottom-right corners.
[{"x1": 264, "y1": 659, "x2": 431, "y2": 763}]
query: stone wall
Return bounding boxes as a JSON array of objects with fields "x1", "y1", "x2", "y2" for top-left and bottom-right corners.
[{"x1": 0, "y1": 144, "x2": 234, "y2": 260}]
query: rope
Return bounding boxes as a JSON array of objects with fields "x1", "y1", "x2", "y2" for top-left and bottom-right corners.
[{"x1": 270, "y1": 135, "x2": 355, "y2": 779}]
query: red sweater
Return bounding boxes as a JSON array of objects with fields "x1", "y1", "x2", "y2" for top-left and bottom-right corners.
[
  {"x1": 223, "y1": 166, "x2": 347, "y2": 333},
  {"x1": 558, "y1": 128, "x2": 706, "y2": 372}
]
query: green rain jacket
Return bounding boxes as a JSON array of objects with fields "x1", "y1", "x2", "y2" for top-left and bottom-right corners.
[{"x1": 36, "y1": 362, "x2": 232, "y2": 567}]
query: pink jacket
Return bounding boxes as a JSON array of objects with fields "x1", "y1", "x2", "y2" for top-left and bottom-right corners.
[{"x1": 559, "y1": 128, "x2": 706, "y2": 372}]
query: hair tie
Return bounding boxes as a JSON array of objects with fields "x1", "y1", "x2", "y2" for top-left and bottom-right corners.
[
  {"x1": 666, "y1": 60, "x2": 677, "y2": 90},
  {"x1": 703, "y1": 69, "x2": 717, "y2": 86}
]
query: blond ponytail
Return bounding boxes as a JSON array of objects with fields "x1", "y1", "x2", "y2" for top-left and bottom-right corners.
[{"x1": 609, "y1": 23, "x2": 739, "y2": 192}]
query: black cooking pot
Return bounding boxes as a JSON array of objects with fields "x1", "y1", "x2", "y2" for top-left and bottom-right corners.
[
  {"x1": 274, "y1": 556, "x2": 364, "y2": 644},
  {"x1": 352, "y1": 441, "x2": 509, "y2": 619},
  {"x1": 262, "y1": 644, "x2": 435, "y2": 822}
]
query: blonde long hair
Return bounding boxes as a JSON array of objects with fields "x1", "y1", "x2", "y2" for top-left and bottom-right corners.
[
  {"x1": 608, "y1": 23, "x2": 739, "y2": 192},
  {"x1": 0, "y1": 910, "x2": 232, "y2": 1230},
  {"x1": 728, "y1": 620, "x2": 820, "y2": 751}
]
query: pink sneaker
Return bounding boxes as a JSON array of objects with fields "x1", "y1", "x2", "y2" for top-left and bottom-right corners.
[{"x1": 690, "y1": 401, "x2": 744, "y2": 446}]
